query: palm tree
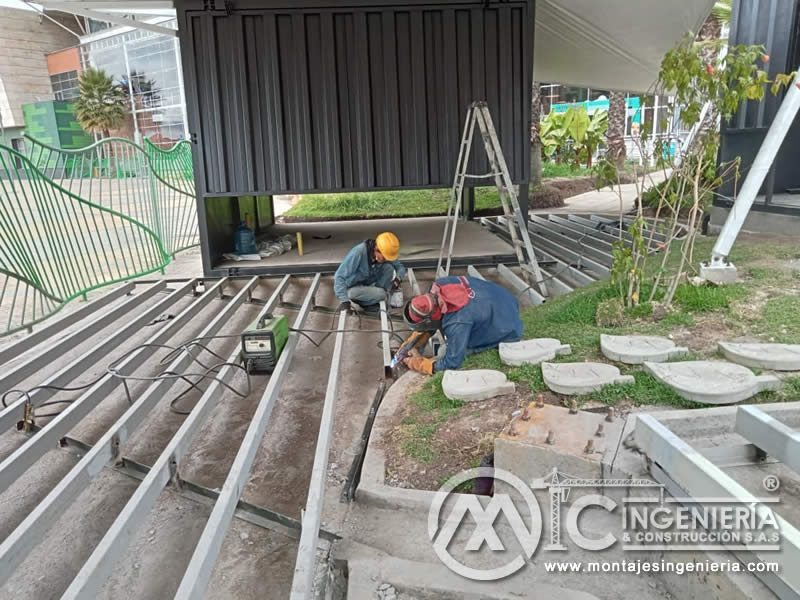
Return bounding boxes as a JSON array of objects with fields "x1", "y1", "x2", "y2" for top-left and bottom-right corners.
[
  {"x1": 606, "y1": 91, "x2": 627, "y2": 169},
  {"x1": 74, "y1": 68, "x2": 127, "y2": 139}
]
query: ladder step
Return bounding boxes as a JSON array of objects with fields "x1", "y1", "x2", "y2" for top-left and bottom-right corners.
[{"x1": 463, "y1": 172, "x2": 502, "y2": 179}]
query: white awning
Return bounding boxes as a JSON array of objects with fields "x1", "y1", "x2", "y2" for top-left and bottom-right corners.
[
  {"x1": 534, "y1": 0, "x2": 716, "y2": 92},
  {"x1": 35, "y1": 0, "x2": 714, "y2": 92}
]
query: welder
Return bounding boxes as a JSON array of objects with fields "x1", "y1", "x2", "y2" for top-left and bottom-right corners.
[
  {"x1": 335, "y1": 232, "x2": 406, "y2": 312},
  {"x1": 400, "y1": 275, "x2": 523, "y2": 374}
]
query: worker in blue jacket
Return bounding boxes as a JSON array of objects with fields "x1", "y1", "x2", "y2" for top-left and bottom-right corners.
[
  {"x1": 401, "y1": 275, "x2": 523, "y2": 374},
  {"x1": 335, "y1": 232, "x2": 406, "y2": 312}
]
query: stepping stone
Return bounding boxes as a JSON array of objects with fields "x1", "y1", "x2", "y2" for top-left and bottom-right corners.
[
  {"x1": 600, "y1": 334, "x2": 688, "y2": 364},
  {"x1": 718, "y1": 342, "x2": 800, "y2": 371},
  {"x1": 499, "y1": 338, "x2": 571, "y2": 366},
  {"x1": 442, "y1": 369, "x2": 515, "y2": 402},
  {"x1": 644, "y1": 361, "x2": 781, "y2": 404},
  {"x1": 541, "y1": 362, "x2": 634, "y2": 395}
]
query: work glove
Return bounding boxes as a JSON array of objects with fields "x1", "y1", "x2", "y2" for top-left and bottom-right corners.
[
  {"x1": 349, "y1": 300, "x2": 365, "y2": 313},
  {"x1": 392, "y1": 277, "x2": 402, "y2": 290},
  {"x1": 338, "y1": 301, "x2": 351, "y2": 313},
  {"x1": 404, "y1": 356, "x2": 434, "y2": 375}
]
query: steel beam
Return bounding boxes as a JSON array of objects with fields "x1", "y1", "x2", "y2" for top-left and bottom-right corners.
[
  {"x1": 523, "y1": 226, "x2": 610, "y2": 277},
  {"x1": 548, "y1": 214, "x2": 621, "y2": 246},
  {"x1": 636, "y1": 414, "x2": 800, "y2": 598},
  {"x1": 466, "y1": 265, "x2": 485, "y2": 280},
  {"x1": 59, "y1": 277, "x2": 288, "y2": 599},
  {"x1": 497, "y1": 264, "x2": 544, "y2": 305},
  {"x1": 735, "y1": 406, "x2": 800, "y2": 476},
  {"x1": 290, "y1": 308, "x2": 347, "y2": 599},
  {"x1": 530, "y1": 215, "x2": 614, "y2": 252},
  {"x1": 0, "y1": 281, "x2": 192, "y2": 435},
  {"x1": 406, "y1": 268, "x2": 422, "y2": 295},
  {"x1": 0, "y1": 282, "x2": 134, "y2": 367},
  {"x1": 173, "y1": 274, "x2": 321, "y2": 600},
  {"x1": 0, "y1": 282, "x2": 163, "y2": 395},
  {"x1": 527, "y1": 219, "x2": 614, "y2": 266},
  {"x1": 36, "y1": 2, "x2": 178, "y2": 36},
  {"x1": 0, "y1": 279, "x2": 228, "y2": 495},
  {"x1": 380, "y1": 300, "x2": 392, "y2": 379}
]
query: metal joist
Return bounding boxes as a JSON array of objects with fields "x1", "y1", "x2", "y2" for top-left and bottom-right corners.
[
  {"x1": 466, "y1": 265, "x2": 485, "y2": 280},
  {"x1": 497, "y1": 264, "x2": 544, "y2": 305},
  {"x1": 636, "y1": 414, "x2": 800, "y2": 599},
  {"x1": 0, "y1": 281, "x2": 193, "y2": 435},
  {"x1": 58, "y1": 276, "x2": 291, "y2": 600},
  {"x1": 173, "y1": 274, "x2": 321, "y2": 600},
  {"x1": 0, "y1": 282, "x2": 135, "y2": 368},
  {"x1": 290, "y1": 308, "x2": 347, "y2": 599},
  {"x1": 524, "y1": 227, "x2": 610, "y2": 277},
  {"x1": 0, "y1": 279, "x2": 228, "y2": 495},
  {"x1": 406, "y1": 268, "x2": 421, "y2": 296},
  {"x1": 527, "y1": 219, "x2": 614, "y2": 266},
  {"x1": 530, "y1": 215, "x2": 614, "y2": 252},
  {"x1": 0, "y1": 282, "x2": 164, "y2": 395},
  {"x1": 547, "y1": 214, "x2": 621, "y2": 246},
  {"x1": 735, "y1": 406, "x2": 800, "y2": 476},
  {"x1": 380, "y1": 300, "x2": 392, "y2": 379},
  {"x1": 522, "y1": 263, "x2": 573, "y2": 297}
]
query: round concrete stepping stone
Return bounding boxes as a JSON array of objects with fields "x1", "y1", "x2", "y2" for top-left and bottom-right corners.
[
  {"x1": 600, "y1": 334, "x2": 688, "y2": 364},
  {"x1": 541, "y1": 362, "x2": 634, "y2": 395},
  {"x1": 442, "y1": 369, "x2": 515, "y2": 402},
  {"x1": 718, "y1": 341, "x2": 800, "y2": 371},
  {"x1": 643, "y1": 361, "x2": 781, "y2": 404},
  {"x1": 499, "y1": 338, "x2": 571, "y2": 366}
]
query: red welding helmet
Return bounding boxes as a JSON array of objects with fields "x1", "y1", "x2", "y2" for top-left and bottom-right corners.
[{"x1": 403, "y1": 294, "x2": 442, "y2": 331}]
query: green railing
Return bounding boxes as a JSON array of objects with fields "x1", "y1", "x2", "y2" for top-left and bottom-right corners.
[
  {"x1": 0, "y1": 144, "x2": 170, "y2": 336},
  {"x1": 24, "y1": 135, "x2": 199, "y2": 257}
]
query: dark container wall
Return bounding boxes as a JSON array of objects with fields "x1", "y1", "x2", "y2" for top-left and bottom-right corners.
[
  {"x1": 176, "y1": 0, "x2": 534, "y2": 198},
  {"x1": 718, "y1": 0, "x2": 800, "y2": 199}
]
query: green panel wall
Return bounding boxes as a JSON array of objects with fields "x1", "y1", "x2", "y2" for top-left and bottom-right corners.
[{"x1": 22, "y1": 101, "x2": 91, "y2": 150}]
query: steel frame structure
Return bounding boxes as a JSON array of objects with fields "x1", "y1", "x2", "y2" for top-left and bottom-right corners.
[{"x1": 636, "y1": 413, "x2": 800, "y2": 599}]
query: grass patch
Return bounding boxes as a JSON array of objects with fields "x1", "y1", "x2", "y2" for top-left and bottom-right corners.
[
  {"x1": 542, "y1": 162, "x2": 593, "y2": 178},
  {"x1": 590, "y1": 371, "x2": 701, "y2": 409},
  {"x1": 284, "y1": 188, "x2": 504, "y2": 219},
  {"x1": 409, "y1": 372, "x2": 463, "y2": 414},
  {"x1": 756, "y1": 295, "x2": 800, "y2": 343},
  {"x1": 400, "y1": 422, "x2": 438, "y2": 464},
  {"x1": 672, "y1": 283, "x2": 748, "y2": 312}
]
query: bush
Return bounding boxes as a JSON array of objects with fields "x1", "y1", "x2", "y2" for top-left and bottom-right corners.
[{"x1": 595, "y1": 297, "x2": 625, "y2": 327}]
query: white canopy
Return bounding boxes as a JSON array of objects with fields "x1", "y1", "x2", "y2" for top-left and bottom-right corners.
[
  {"x1": 35, "y1": 0, "x2": 715, "y2": 92},
  {"x1": 534, "y1": 0, "x2": 716, "y2": 92}
]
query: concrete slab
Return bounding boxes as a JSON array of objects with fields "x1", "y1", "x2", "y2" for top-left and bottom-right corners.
[
  {"x1": 718, "y1": 341, "x2": 800, "y2": 371},
  {"x1": 600, "y1": 334, "x2": 688, "y2": 364},
  {"x1": 643, "y1": 361, "x2": 782, "y2": 404},
  {"x1": 499, "y1": 338, "x2": 571, "y2": 366},
  {"x1": 441, "y1": 369, "x2": 515, "y2": 402},
  {"x1": 541, "y1": 362, "x2": 634, "y2": 395}
]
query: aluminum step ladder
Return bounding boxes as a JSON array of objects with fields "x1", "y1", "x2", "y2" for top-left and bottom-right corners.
[{"x1": 436, "y1": 101, "x2": 548, "y2": 297}]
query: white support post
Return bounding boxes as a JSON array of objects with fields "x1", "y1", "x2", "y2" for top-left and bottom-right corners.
[{"x1": 702, "y1": 69, "x2": 800, "y2": 283}]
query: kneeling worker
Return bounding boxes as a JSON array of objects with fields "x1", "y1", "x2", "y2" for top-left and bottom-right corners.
[
  {"x1": 335, "y1": 232, "x2": 406, "y2": 312},
  {"x1": 401, "y1": 276, "x2": 522, "y2": 374}
]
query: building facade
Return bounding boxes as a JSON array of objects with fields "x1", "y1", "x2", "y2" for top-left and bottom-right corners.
[{"x1": 0, "y1": 5, "x2": 78, "y2": 152}]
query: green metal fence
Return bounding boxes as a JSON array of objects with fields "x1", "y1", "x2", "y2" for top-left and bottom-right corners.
[
  {"x1": 0, "y1": 136, "x2": 199, "y2": 337},
  {"x1": 0, "y1": 145, "x2": 171, "y2": 336},
  {"x1": 24, "y1": 135, "x2": 199, "y2": 256}
]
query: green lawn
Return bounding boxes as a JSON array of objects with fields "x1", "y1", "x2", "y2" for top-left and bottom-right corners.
[{"x1": 283, "y1": 188, "x2": 504, "y2": 219}]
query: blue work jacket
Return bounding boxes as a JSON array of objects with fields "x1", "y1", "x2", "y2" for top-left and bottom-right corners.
[
  {"x1": 433, "y1": 276, "x2": 523, "y2": 372},
  {"x1": 334, "y1": 241, "x2": 406, "y2": 302}
]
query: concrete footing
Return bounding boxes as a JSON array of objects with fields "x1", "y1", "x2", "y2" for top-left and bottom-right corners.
[
  {"x1": 699, "y1": 261, "x2": 738, "y2": 284},
  {"x1": 499, "y1": 338, "x2": 571, "y2": 366},
  {"x1": 600, "y1": 334, "x2": 688, "y2": 364},
  {"x1": 441, "y1": 369, "x2": 515, "y2": 402},
  {"x1": 718, "y1": 341, "x2": 800, "y2": 371}
]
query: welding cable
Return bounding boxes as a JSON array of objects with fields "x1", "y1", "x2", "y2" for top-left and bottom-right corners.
[{"x1": 168, "y1": 361, "x2": 252, "y2": 415}]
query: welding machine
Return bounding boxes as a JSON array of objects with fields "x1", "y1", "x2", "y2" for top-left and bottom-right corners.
[{"x1": 241, "y1": 313, "x2": 289, "y2": 373}]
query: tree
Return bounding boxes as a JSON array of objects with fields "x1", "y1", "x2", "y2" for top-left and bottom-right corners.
[
  {"x1": 74, "y1": 68, "x2": 128, "y2": 138},
  {"x1": 606, "y1": 91, "x2": 627, "y2": 169},
  {"x1": 529, "y1": 81, "x2": 543, "y2": 188}
]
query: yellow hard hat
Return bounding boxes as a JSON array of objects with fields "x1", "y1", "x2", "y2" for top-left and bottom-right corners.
[{"x1": 375, "y1": 232, "x2": 400, "y2": 261}]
